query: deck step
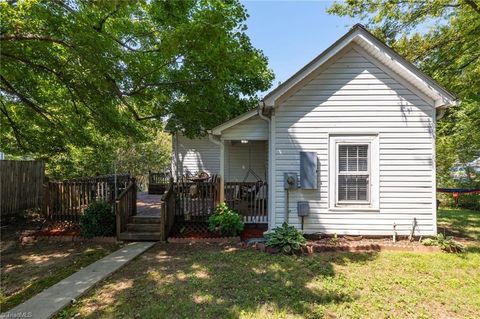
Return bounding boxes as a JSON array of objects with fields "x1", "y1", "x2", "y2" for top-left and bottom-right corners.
[
  {"x1": 130, "y1": 216, "x2": 162, "y2": 224},
  {"x1": 126, "y1": 223, "x2": 161, "y2": 232},
  {"x1": 118, "y1": 232, "x2": 162, "y2": 241}
]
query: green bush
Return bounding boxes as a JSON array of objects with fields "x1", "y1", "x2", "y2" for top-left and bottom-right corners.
[
  {"x1": 208, "y1": 203, "x2": 244, "y2": 236},
  {"x1": 80, "y1": 201, "x2": 115, "y2": 238},
  {"x1": 265, "y1": 222, "x2": 307, "y2": 254},
  {"x1": 422, "y1": 234, "x2": 465, "y2": 253},
  {"x1": 457, "y1": 193, "x2": 480, "y2": 211}
]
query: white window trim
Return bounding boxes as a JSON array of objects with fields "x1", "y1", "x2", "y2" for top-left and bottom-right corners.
[{"x1": 328, "y1": 134, "x2": 379, "y2": 211}]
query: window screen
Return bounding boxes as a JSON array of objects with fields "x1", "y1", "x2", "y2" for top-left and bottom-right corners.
[{"x1": 337, "y1": 144, "x2": 369, "y2": 202}]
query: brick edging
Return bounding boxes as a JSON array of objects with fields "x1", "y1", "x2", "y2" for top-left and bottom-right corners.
[
  {"x1": 168, "y1": 236, "x2": 241, "y2": 244},
  {"x1": 250, "y1": 242, "x2": 442, "y2": 254}
]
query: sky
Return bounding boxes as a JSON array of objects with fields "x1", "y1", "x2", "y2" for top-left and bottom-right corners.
[{"x1": 241, "y1": 0, "x2": 357, "y2": 95}]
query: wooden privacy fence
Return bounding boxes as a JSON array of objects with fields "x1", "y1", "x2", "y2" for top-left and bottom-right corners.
[
  {"x1": 115, "y1": 179, "x2": 137, "y2": 237},
  {"x1": 0, "y1": 160, "x2": 45, "y2": 220},
  {"x1": 44, "y1": 174, "x2": 131, "y2": 222}
]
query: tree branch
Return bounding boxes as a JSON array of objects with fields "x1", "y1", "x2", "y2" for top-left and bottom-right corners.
[
  {"x1": 464, "y1": 0, "x2": 480, "y2": 14},
  {"x1": 0, "y1": 34, "x2": 71, "y2": 47}
]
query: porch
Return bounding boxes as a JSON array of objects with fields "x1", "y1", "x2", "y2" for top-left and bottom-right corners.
[{"x1": 171, "y1": 138, "x2": 269, "y2": 224}]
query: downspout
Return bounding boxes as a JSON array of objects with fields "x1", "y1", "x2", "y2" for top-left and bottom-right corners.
[{"x1": 258, "y1": 102, "x2": 273, "y2": 230}]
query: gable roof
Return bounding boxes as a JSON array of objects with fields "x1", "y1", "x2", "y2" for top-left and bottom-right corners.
[
  {"x1": 209, "y1": 109, "x2": 258, "y2": 135},
  {"x1": 262, "y1": 24, "x2": 457, "y2": 108}
]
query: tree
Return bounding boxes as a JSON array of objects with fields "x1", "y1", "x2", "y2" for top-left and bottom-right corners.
[
  {"x1": 328, "y1": 0, "x2": 480, "y2": 186},
  {"x1": 0, "y1": 0, "x2": 273, "y2": 159}
]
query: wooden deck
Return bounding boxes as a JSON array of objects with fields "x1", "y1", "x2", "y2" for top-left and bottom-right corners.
[{"x1": 136, "y1": 193, "x2": 162, "y2": 217}]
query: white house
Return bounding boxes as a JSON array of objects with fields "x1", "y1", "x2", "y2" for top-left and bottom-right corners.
[{"x1": 171, "y1": 24, "x2": 456, "y2": 236}]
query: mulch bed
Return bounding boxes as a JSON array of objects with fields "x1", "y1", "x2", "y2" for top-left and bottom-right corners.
[
  {"x1": 19, "y1": 224, "x2": 117, "y2": 244},
  {"x1": 247, "y1": 236, "x2": 444, "y2": 254},
  {"x1": 168, "y1": 222, "x2": 267, "y2": 242}
]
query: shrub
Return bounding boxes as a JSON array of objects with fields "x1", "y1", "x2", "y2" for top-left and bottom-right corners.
[
  {"x1": 422, "y1": 234, "x2": 465, "y2": 253},
  {"x1": 265, "y1": 222, "x2": 307, "y2": 254},
  {"x1": 208, "y1": 203, "x2": 244, "y2": 236},
  {"x1": 457, "y1": 193, "x2": 480, "y2": 211},
  {"x1": 80, "y1": 201, "x2": 115, "y2": 238}
]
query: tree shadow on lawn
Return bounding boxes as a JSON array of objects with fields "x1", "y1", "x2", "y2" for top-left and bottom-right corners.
[
  {"x1": 61, "y1": 243, "x2": 378, "y2": 319},
  {"x1": 437, "y1": 208, "x2": 480, "y2": 240}
]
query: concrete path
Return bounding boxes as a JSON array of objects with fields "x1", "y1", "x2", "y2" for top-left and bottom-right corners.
[{"x1": 0, "y1": 242, "x2": 155, "y2": 319}]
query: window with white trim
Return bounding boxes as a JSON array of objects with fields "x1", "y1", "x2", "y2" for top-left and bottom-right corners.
[
  {"x1": 337, "y1": 144, "x2": 369, "y2": 203},
  {"x1": 329, "y1": 134, "x2": 379, "y2": 210}
]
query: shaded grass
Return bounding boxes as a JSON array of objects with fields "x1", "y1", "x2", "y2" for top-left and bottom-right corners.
[
  {"x1": 0, "y1": 241, "x2": 118, "y2": 311},
  {"x1": 56, "y1": 243, "x2": 480, "y2": 319},
  {"x1": 438, "y1": 207, "x2": 480, "y2": 240}
]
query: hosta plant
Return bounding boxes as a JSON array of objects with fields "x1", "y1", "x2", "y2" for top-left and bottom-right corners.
[
  {"x1": 422, "y1": 234, "x2": 465, "y2": 253},
  {"x1": 265, "y1": 222, "x2": 307, "y2": 254}
]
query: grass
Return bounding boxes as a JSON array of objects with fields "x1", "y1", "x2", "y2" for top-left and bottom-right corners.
[
  {"x1": 437, "y1": 207, "x2": 480, "y2": 240},
  {"x1": 0, "y1": 241, "x2": 118, "y2": 311},
  {"x1": 56, "y1": 243, "x2": 480, "y2": 319}
]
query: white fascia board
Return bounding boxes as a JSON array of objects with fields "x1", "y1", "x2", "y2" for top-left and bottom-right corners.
[
  {"x1": 210, "y1": 109, "x2": 258, "y2": 135},
  {"x1": 262, "y1": 25, "x2": 457, "y2": 109},
  {"x1": 354, "y1": 32, "x2": 457, "y2": 107}
]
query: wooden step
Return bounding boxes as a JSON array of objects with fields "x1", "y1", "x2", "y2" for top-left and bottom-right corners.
[
  {"x1": 118, "y1": 232, "x2": 162, "y2": 241},
  {"x1": 126, "y1": 223, "x2": 161, "y2": 232},
  {"x1": 130, "y1": 216, "x2": 162, "y2": 224}
]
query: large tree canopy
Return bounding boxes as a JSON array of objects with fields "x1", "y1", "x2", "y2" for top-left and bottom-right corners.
[
  {"x1": 0, "y1": 0, "x2": 273, "y2": 158},
  {"x1": 328, "y1": 0, "x2": 480, "y2": 186}
]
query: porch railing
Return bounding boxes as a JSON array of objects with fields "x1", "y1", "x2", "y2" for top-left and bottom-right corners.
[
  {"x1": 115, "y1": 179, "x2": 137, "y2": 238},
  {"x1": 225, "y1": 182, "x2": 268, "y2": 223},
  {"x1": 174, "y1": 179, "x2": 220, "y2": 221},
  {"x1": 161, "y1": 180, "x2": 176, "y2": 241},
  {"x1": 44, "y1": 173, "x2": 131, "y2": 222}
]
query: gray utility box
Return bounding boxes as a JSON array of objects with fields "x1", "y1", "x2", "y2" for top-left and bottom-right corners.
[
  {"x1": 300, "y1": 151, "x2": 318, "y2": 189},
  {"x1": 297, "y1": 201, "x2": 310, "y2": 217},
  {"x1": 284, "y1": 172, "x2": 298, "y2": 189}
]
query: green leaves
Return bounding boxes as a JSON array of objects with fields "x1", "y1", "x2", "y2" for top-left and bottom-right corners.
[
  {"x1": 422, "y1": 233, "x2": 465, "y2": 253},
  {"x1": 265, "y1": 222, "x2": 307, "y2": 254},
  {"x1": 328, "y1": 0, "x2": 480, "y2": 188},
  {"x1": 208, "y1": 203, "x2": 244, "y2": 236},
  {"x1": 0, "y1": 0, "x2": 273, "y2": 158}
]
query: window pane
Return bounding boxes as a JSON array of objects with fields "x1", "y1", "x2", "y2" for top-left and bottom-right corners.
[
  {"x1": 338, "y1": 144, "x2": 368, "y2": 172},
  {"x1": 338, "y1": 175, "x2": 369, "y2": 201}
]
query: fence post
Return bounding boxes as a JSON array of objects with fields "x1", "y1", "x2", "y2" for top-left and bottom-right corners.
[
  {"x1": 218, "y1": 175, "x2": 224, "y2": 203},
  {"x1": 132, "y1": 178, "x2": 137, "y2": 216}
]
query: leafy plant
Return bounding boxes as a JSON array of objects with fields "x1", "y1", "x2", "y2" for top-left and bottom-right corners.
[
  {"x1": 208, "y1": 203, "x2": 244, "y2": 237},
  {"x1": 265, "y1": 222, "x2": 307, "y2": 254},
  {"x1": 80, "y1": 201, "x2": 115, "y2": 238},
  {"x1": 422, "y1": 234, "x2": 465, "y2": 253}
]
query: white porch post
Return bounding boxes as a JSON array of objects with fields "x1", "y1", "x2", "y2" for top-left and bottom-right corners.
[
  {"x1": 268, "y1": 114, "x2": 276, "y2": 230},
  {"x1": 219, "y1": 140, "x2": 225, "y2": 203}
]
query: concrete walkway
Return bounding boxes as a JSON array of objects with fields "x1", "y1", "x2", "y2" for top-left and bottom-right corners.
[{"x1": 1, "y1": 242, "x2": 155, "y2": 319}]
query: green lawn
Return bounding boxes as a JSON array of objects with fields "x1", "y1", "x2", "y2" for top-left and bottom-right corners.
[
  {"x1": 0, "y1": 241, "x2": 118, "y2": 311},
  {"x1": 438, "y1": 207, "x2": 480, "y2": 240},
  {"x1": 56, "y1": 243, "x2": 480, "y2": 319}
]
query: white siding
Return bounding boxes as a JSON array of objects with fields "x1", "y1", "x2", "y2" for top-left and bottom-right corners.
[
  {"x1": 172, "y1": 134, "x2": 220, "y2": 179},
  {"x1": 221, "y1": 115, "x2": 268, "y2": 140},
  {"x1": 225, "y1": 141, "x2": 268, "y2": 182},
  {"x1": 273, "y1": 47, "x2": 436, "y2": 235}
]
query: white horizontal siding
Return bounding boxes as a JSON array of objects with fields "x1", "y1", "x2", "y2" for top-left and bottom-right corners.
[
  {"x1": 225, "y1": 141, "x2": 268, "y2": 182},
  {"x1": 172, "y1": 134, "x2": 220, "y2": 179},
  {"x1": 273, "y1": 47, "x2": 436, "y2": 236},
  {"x1": 221, "y1": 115, "x2": 268, "y2": 140}
]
